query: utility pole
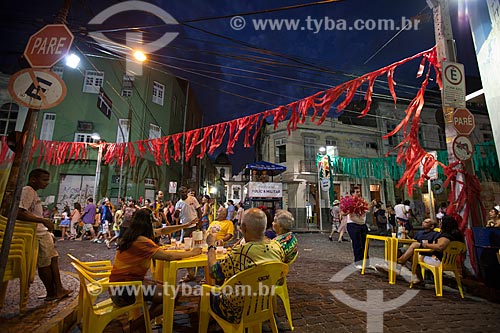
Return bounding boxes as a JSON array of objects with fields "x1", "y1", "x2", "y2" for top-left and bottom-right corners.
[
  {"x1": 0, "y1": 0, "x2": 72, "y2": 286},
  {"x1": 428, "y1": 0, "x2": 482, "y2": 226},
  {"x1": 428, "y1": 0, "x2": 483, "y2": 277}
]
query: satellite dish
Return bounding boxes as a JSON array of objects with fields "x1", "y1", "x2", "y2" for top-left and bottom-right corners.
[{"x1": 431, "y1": 179, "x2": 444, "y2": 194}]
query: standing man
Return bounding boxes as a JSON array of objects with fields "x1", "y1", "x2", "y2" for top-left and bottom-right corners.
[
  {"x1": 18, "y1": 168, "x2": 71, "y2": 301},
  {"x1": 175, "y1": 186, "x2": 201, "y2": 283},
  {"x1": 344, "y1": 186, "x2": 370, "y2": 269},
  {"x1": 78, "y1": 197, "x2": 96, "y2": 241},
  {"x1": 226, "y1": 200, "x2": 236, "y2": 222},
  {"x1": 174, "y1": 186, "x2": 201, "y2": 242}
]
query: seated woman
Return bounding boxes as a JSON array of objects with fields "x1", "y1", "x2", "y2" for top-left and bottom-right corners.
[
  {"x1": 272, "y1": 210, "x2": 298, "y2": 263},
  {"x1": 418, "y1": 215, "x2": 464, "y2": 264},
  {"x1": 109, "y1": 208, "x2": 201, "y2": 328},
  {"x1": 396, "y1": 215, "x2": 464, "y2": 282},
  {"x1": 486, "y1": 207, "x2": 500, "y2": 227}
]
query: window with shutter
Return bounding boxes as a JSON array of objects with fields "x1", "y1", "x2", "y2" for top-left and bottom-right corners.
[{"x1": 40, "y1": 113, "x2": 56, "y2": 140}]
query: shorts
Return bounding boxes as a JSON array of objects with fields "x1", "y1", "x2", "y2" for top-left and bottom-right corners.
[
  {"x1": 101, "y1": 221, "x2": 109, "y2": 234},
  {"x1": 83, "y1": 223, "x2": 93, "y2": 232},
  {"x1": 37, "y1": 232, "x2": 58, "y2": 268},
  {"x1": 59, "y1": 219, "x2": 70, "y2": 227},
  {"x1": 110, "y1": 283, "x2": 155, "y2": 307}
]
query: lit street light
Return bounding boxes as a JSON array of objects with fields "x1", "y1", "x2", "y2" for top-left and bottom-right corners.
[{"x1": 91, "y1": 133, "x2": 103, "y2": 203}]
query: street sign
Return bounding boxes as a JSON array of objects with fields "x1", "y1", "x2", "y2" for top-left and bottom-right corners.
[
  {"x1": 452, "y1": 108, "x2": 475, "y2": 135},
  {"x1": 97, "y1": 88, "x2": 112, "y2": 119},
  {"x1": 168, "y1": 181, "x2": 177, "y2": 194},
  {"x1": 320, "y1": 178, "x2": 330, "y2": 191},
  {"x1": 442, "y1": 61, "x2": 466, "y2": 108},
  {"x1": 8, "y1": 68, "x2": 66, "y2": 109},
  {"x1": 23, "y1": 24, "x2": 74, "y2": 68},
  {"x1": 452, "y1": 135, "x2": 474, "y2": 162}
]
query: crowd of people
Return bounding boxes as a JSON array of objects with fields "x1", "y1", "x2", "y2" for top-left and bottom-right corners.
[
  {"x1": 326, "y1": 186, "x2": 500, "y2": 286},
  {"x1": 19, "y1": 168, "x2": 298, "y2": 315},
  {"x1": 16, "y1": 166, "x2": 497, "y2": 331}
]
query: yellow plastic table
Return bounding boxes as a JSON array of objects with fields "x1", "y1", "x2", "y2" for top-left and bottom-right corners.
[
  {"x1": 361, "y1": 235, "x2": 416, "y2": 284},
  {"x1": 151, "y1": 250, "x2": 226, "y2": 333}
]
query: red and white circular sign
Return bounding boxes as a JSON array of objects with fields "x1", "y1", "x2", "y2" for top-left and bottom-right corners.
[
  {"x1": 452, "y1": 135, "x2": 474, "y2": 162},
  {"x1": 8, "y1": 68, "x2": 66, "y2": 109}
]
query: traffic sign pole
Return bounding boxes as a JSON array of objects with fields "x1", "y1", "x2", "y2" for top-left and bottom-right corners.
[
  {"x1": 0, "y1": 0, "x2": 72, "y2": 285},
  {"x1": 429, "y1": 0, "x2": 483, "y2": 276}
]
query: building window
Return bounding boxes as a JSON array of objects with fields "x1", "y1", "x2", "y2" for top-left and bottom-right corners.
[
  {"x1": 366, "y1": 142, "x2": 378, "y2": 150},
  {"x1": 40, "y1": 113, "x2": 56, "y2": 140},
  {"x1": 152, "y1": 81, "x2": 164, "y2": 106},
  {"x1": 117, "y1": 119, "x2": 130, "y2": 143},
  {"x1": 121, "y1": 75, "x2": 134, "y2": 97},
  {"x1": 149, "y1": 123, "x2": 161, "y2": 139},
  {"x1": 83, "y1": 70, "x2": 104, "y2": 93},
  {"x1": 232, "y1": 185, "x2": 241, "y2": 200},
  {"x1": 121, "y1": 89, "x2": 132, "y2": 97},
  {"x1": 304, "y1": 136, "x2": 316, "y2": 161},
  {"x1": 387, "y1": 124, "x2": 397, "y2": 146},
  {"x1": 52, "y1": 66, "x2": 64, "y2": 78},
  {"x1": 0, "y1": 103, "x2": 19, "y2": 136},
  {"x1": 74, "y1": 133, "x2": 99, "y2": 143},
  {"x1": 326, "y1": 138, "x2": 337, "y2": 146},
  {"x1": 275, "y1": 138, "x2": 287, "y2": 163}
]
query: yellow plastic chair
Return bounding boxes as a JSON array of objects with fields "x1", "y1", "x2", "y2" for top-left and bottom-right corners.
[
  {"x1": 67, "y1": 253, "x2": 112, "y2": 323},
  {"x1": 0, "y1": 220, "x2": 37, "y2": 313},
  {"x1": 67, "y1": 253, "x2": 112, "y2": 272},
  {"x1": 273, "y1": 253, "x2": 297, "y2": 331},
  {"x1": 0, "y1": 246, "x2": 28, "y2": 312},
  {"x1": 71, "y1": 263, "x2": 152, "y2": 333},
  {"x1": 198, "y1": 262, "x2": 289, "y2": 333},
  {"x1": 410, "y1": 241, "x2": 466, "y2": 298}
]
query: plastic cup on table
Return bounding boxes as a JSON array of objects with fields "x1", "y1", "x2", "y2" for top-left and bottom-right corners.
[
  {"x1": 391, "y1": 232, "x2": 397, "y2": 238},
  {"x1": 422, "y1": 239, "x2": 428, "y2": 245},
  {"x1": 184, "y1": 237, "x2": 192, "y2": 249},
  {"x1": 216, "y1": 246, "x2": 224, "y2": 254}
]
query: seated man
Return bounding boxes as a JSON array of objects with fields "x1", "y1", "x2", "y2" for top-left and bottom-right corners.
[
  {"x1": 272, "y1": 210, "x2": 298, "y2": 263},
  {"x1": 208, "y1": 206, "x2": 234, "y2": 246},
  {"x1": 397, "y1": 218, "x2": 440, "y2": 265},
  {"x1": 206, "y1": 208, "x2": 285, "y2": 323}
]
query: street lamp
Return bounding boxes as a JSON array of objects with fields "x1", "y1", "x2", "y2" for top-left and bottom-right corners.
[{"x1": 91, "y1": 134, "x2": 103, "y2": 203}]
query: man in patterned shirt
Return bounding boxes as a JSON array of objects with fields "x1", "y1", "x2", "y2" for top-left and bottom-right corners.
[{"x1": 206, "y1": 207, "x2": 285, "y2": 323}]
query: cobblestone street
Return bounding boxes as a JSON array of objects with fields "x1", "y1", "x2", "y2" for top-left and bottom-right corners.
[{"x1": 1, "y1": 233, "x2": 500, "y2": 332}]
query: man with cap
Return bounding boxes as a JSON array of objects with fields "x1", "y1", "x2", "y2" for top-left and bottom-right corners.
[{"x1": 329, "y1": 199, "x2": 341, "y2": 241}]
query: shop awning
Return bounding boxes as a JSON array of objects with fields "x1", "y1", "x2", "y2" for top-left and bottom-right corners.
[{"x1": 246, "y1": 161, "x2": 286, "y2": 176}]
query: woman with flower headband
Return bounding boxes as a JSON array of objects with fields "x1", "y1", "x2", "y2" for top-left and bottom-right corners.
[{"x1": 340, "y1": 186, "x2": 370, "y2": 269}]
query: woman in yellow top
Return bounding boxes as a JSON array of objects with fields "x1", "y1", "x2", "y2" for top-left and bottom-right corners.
[{"x1": 109, "y1": 208, "x2": 201, "y2": 327}]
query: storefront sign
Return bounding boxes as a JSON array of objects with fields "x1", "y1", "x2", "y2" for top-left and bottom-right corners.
[{"x1": 248, "y1": 182, "x2": 282, "y2": 198}]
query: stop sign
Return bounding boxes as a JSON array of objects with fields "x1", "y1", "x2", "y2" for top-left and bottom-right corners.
[
  {"x1": 23, "y1": 24, "x2": 74, "y2": 68},
  {"x1": 452, "y1": 108, "x2": 475, "y2": 136}
]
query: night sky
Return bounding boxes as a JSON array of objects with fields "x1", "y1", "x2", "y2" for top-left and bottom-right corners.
[{"x1": 0, "y1": 0, "x2": 480, "y2": 172}]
